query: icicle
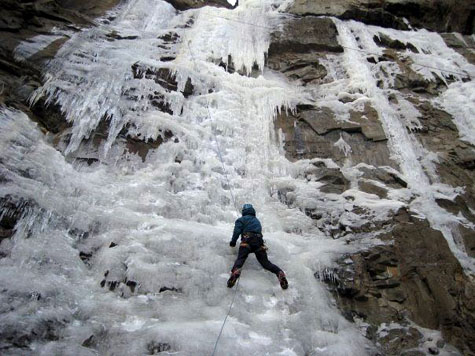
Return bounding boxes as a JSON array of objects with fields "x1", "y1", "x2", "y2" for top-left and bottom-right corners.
[{"x1": 334, "y1": 135, "x2": 352, "y2": 157}]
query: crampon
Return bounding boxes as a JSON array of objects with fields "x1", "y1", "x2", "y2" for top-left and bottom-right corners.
[{"x1": 227, "y1": 268, "x2": 240, "y2": 288}]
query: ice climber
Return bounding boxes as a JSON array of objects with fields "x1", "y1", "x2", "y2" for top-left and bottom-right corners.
[{"x1": 227, "y1": 204, "x2": 288, "y2": 289}]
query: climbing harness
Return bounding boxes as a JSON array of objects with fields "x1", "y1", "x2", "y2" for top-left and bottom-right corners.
[{"x1": 241, "y1": 232, "x2": 267, "y2": 250}]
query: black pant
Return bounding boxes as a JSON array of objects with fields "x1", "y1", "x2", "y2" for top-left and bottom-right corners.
[{"x1": 232, "y1": 234, "x2": 282, "y2": 275}]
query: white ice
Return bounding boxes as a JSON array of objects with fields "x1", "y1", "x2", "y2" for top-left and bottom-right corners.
[
  {"x1": 1, "y1": 1, "x2": 376, "y2": 355},
  {"x1": 4, "y1": 1, "x2": 474, "y2": 354}
]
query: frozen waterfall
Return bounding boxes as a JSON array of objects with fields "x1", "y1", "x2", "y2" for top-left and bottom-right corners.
[
  {"x1": 1, "y1": 0, "x2": 373, "y2": 355},
  {"x1": 1, "y1": 0, "x2": 474, "y2": 354}
]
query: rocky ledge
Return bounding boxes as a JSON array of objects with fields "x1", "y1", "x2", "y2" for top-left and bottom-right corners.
[
  {"x1": 288, "y1": 0, "x2": 475, "y2": 35},
  {"x1": 268, "y1": 10, "x2": 475, "y2": 355},
  {"x1": 319, "y1": 211, "x2": 475, "y2": 355}
]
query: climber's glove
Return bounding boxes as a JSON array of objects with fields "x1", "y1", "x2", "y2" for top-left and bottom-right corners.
[{"x1": 229, "y1": 241, "x2": 236, "y2": 247}]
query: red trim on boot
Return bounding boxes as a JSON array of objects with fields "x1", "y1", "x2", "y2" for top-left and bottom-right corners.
[{"x1": 227, "y1": 268, "x2": 241, "y2": 288}]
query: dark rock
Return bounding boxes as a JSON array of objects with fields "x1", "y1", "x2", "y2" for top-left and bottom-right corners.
[
  {"x1": 82, "y1": 334, "x2": 96, "y2": 348},
  {"x1": 372, "y1": 33, "x2": 419, "y2": 54},
  {"x1": 0, "y1": 0, "x2": 122, "y2": 149},
  {"x1": 106, "y1": 30, "x2": 139, "y2": 41},
  {"x1": 275, "y1": 108, "x2": 396, "y2": 168},
  {"x1": 108, "y1": 281, "x2": 119, "y2": 291},
  {"x1": 100, "y1": 277, "x2": 120, "y2": 291},
  {"x1": 441, "y1": 33, "x2": 475, "y2": 64},
  {"x1": 126, "y1": 280, "x2": 137, "y2": 293},
  {"x1": 159, "y1": 286, "x2": 182, "y2": 293},
  {"x1": 147, "y1": 341, "x2": 172, "y2": 354},
  {"x1": 0, "y1": 227, "x2": 14, "y2": 240},
  {"x1": 407, "y1": 98, "x2": 475, "y2": 257},
  {"x1": 378, "y1": 327, "x2": 423, "y2": 356},
  {"x1": 358, "y1": 180, "x2": 388, "y2": 199},
  {"x1": 435, "y1": 196, "x2": 475, "y2": 223},
  {"x1": 30, "y1": 99, "x2": 71, "y2": 134},
  {"x1": 159, "y1": 32, "x2": 179, "y2": 44},
  {"x1": 428, "y1": 347, "x2": 439, "y2": 355},
  {"x1": 79, "y1": 251, "x2": 92, "y2": 264},
  {"x1": 0, "y1": 317, "x2": 67, "y2": 351},
  {"x1": 304, "y1": 164, "x2": 350, "y2": 194},
  {"x1": 319, "y1": 217, "x2": 475, "y2": 354},
  {"x1": 269, "y1": 58, "x2": 328, "y2": 85},
  {"x1": 0, "y1": 196, "x2": 30, "y2": 242},
  {"x1": 373, "y1": 279, "x2": 400, "y2": 289},
  {"x1": 124, "y1": 129, "x2": 174, "y2": 162},
  {"x1": 299, "y1": 107, "x2": 360, "y2": 136},
  {"x1": 358, "y1": 166, "x2": 408, "y2": 189},
  {"x1": 394, "y1": 69, "x2": 441, "y2": 95},
  {"x1": 374, "y1": 33, "x2": 408, "y2": 50},
  {"x1": 288, "y1": 0, "x2": 474, "y2": 35},
  {"x1": 131, "y1": 63, "x2": 194, "y2": 97},
  {"x1": 316, "y1": 267, "x2": 360, "y2": 298},
  {"x1": 109, "y1": 242, "x2": 117, "y2": 248},
  {"x1": 384, "y1": 288, "x2": 407, "y2": 303},
  {"x1": 458, "y1": 225, "x2": 475, "y2": 258},
  {"x1": 269, "y1": 17, "x2": 342, "y2": 56},
  {"x1": 349, "y1": 104, "x2": 387, "y2": 142},
  {"x1": 162, "y1": 0, "x2": 233, "y2": 11}
]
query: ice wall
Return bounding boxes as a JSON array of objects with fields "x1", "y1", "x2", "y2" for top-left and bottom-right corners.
[{"x1": 1, "y1": 0, "x2": 375, "y2": 355}]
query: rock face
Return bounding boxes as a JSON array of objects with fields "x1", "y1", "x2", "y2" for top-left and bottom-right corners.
[
  {"x1": 0, "y1": 196, "x2": 28, "y2": 250},
  {"x1": 267, "y1": 7, "x2": 475, "y2": 356},
  {"x1": 0, "y1": 0, "x2": 120, "y2": 124},
  {"x1": 441, "y1": 33, "x2": 475, "y2": 64},
  {"x1": 275, "y1": 105, "x2": 393, "y2": 167},
  {"x1": 269, "y1": 17, "x2": 343, "y2": 55},
  {"x1": 270, "y1": 17, "x2": 393, "y2": 168},
  {"x1": 0, "y1": 0, "x2": 181, "y2": 163},
  {"x1": 268, "y1": 17, "x2": 342, "y2": 87},
  {"x1": 319, "y1": 213, "x2": 475, "y2": 355},
  {"x1": 288, "y1": 0, "x2": 475, "y2": 34}
]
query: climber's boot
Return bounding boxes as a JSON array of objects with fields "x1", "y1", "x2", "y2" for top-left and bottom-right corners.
[
  {"x1": 278, "y1": 271, "x2": 288, "y2": 290},
  {"x1": 227, "y1": 268, "x2": 241, "y2": 288}
]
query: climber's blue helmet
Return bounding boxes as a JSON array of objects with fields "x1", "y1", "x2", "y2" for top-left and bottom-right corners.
[
  {"x1": 241, "y1": 203, "x2": 256, "y2": 216},
  {"x1": 242, "y1": 203, "x2": 253, "y2": 211}
]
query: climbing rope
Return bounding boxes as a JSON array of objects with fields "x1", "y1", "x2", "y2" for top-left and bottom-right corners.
[
  {"x1": 186, "y1": 39, "x2": 239, "y2": 213},
  {"x1": 206, "y1": 105, "x2": 242, "y2": 356},
  {"x1": 211, "y1": 277, "x2": 240, "y2": 356},
  {"x1": 207, "y1": 105, "x2": 239, "y2": 213},
  {"x1": 187, "y1": 39, "x2": 242, "y2": 355}
]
